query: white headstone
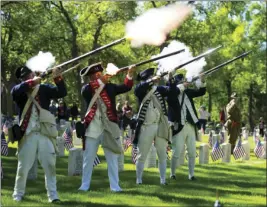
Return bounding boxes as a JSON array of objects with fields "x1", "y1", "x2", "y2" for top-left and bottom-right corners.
[
  {"x1": 178, "y1": 145, "x2": 186, "y2": 166},
  {"x1": 242, "y1": 141, "x2": 250, "y2": 160},
  {"x1": 205, "y1": 127, "x2": 211, "y2": 134},
  {"x1": 242, "y1": 128, "x2": 248, "y2": 140},
  {"x1": 56, "y1": 136, "x2": 65, "y2": 157},
  {"x1": 73, "y1": 130, "x2": 82, "y2": 146},
  {"x1": 68, "y1": 148, "x2": 83, "y2": 176},
  {"x1": 199, "y1": 143, "x2": 209, "y2": 164},
  {"x1": 145, "y1": 144, "x2": 157, "y2": 168},
  {"x1": 221, "y1": 143, "x2": 231, "y2": 163},
  {"x1": 261, "y1": 141, "x2": 266, "y2": 159},
  {"x1": 27, "y1": 158, "x2": 38, "y2": 180}
]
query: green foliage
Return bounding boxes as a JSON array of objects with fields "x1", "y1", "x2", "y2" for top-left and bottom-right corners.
[{"x1": 1, "y1": 1, "x2": 266, "y2": 127}]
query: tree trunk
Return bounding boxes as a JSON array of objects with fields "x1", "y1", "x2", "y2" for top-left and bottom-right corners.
[
  {"x1": 225, "y1": 80, "x2": 232, "y2": 102},
  {"x1": 248, "y1": 83, "x2": 254, "y2": 131}
]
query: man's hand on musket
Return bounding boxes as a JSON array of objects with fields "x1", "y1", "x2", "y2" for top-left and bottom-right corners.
[
  {"x1": 127, "y1": 64, "x2": 136, "y2": 78},
  {"x1": 151, "y1": 75, "x2": 161, "y2": 83},
  {"x1": 52, "y1": 67, "x2": 62, "y2": 78},
  {"x1": 199, "y1": 73, "x2": 205, "y2": 82},
  {"x1": 33, "y1": 76, "x2": 42, "y2": 85},
  {"x1": 183, "y1": 81, "x2": 190, "y2": 88}
]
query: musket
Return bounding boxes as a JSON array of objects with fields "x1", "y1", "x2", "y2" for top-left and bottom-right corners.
[
  {"x1": 115, "y1": 49, "x2": 185, "y2": 74},
  {"x1": 158, "y1": 45, "x2": 222, "y2": 78},
  {"x1": 40, "y1": 37, "x2": 126, "y2": 78},
  {"x1": 189, "y1": 50, "x2": 252, "y2": 82}
]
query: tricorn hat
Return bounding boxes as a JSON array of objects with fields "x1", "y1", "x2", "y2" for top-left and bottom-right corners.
[
  {"x1": 137, "y1": 68, "x2": 155, "y2": 81},
  {"x1": 15, "y1": 66, "x2": 33, "y2": 79},
  {"x1": 174, "y1": 74, "x2": 184, "y2": 84},
  {"x1": 80, "y1": 62, "x2": 104, "y2": 77},
  {"x1": 231, "y1": 92, "x2": 238, "y2": 99}
]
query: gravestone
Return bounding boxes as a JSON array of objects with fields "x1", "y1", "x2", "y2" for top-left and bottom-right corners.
[
  {"x1": 242, "y1": 128, "x2": 249, "y2": 140},
  {"x1": 221, "y1": 143, "x2": 231, "y2": 163},
  {"x1": 212, "y1": 134, "x2": 219, "y2": 147},
  {"x1": 199, "y1": 143, "x2": 209, "y2": 164},
  {"x1": 145, "y1": 144, "x2": 157, "y2": 168},
  {"x1": 242, "y1": 141, "x2": 250, "y2": 160},
  {"x1": 56, "y1": 136, "x2": 65, "y2": 157},
  {"x1": 205, "y1": 127, "x2": 211, "y2": 135},
  {"x1": 261, "y1": 141, "x2": 266, "y2": 159},
  {"x1": 27, "y1": 158, "x2": 38, "y2": 180},
  {"x1": 73, "y1": 130, "x2": 82, "y2": 146},
  {"x1": 68, "y1": 148, "x2": 83, "y2": 176}
]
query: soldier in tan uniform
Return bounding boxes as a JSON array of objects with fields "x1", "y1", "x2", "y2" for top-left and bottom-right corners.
[{"x1": 225, "y1": 92, "x2": 241, "y2": 154}]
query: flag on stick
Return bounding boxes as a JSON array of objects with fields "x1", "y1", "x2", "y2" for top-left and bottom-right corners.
[
  {"x1": 124, "y1": 137, "x2": 132, "y2": 152},
  {"x1": 211, "y1": 140, "x2": 224, "y2": 161},
  {"x1": 254, "y1": 139, "x2": 265, "y2": 158},
  {"x1": 1, "y1": 132, "x2": 8, "y2": 156},
  {"x1": 62, "y1": 126, "x2": 74, "y2": 150},
  {"x1": 219, "y1": 131, "x2": 225, "y2": 144},
  {"x1": 132, "y1": 147, "x2": 138, "y2": 164},
  {"x1": 233, "y1": 139, "x2": 246, "y2": 160},
  {"x1": 93, "y1": 155, "x2": 101, "y2": 167}
]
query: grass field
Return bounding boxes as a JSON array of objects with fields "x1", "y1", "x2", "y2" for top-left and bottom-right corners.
[{"x1": 1, "y1": 135, "x2": 266, "y2": 207}]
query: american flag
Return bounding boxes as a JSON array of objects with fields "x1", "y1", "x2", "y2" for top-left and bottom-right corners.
[
  {"x1": 233, "y1": 139, "x2": 246, "y2": 160},
  {"x1": 124, "y1": 138, "x2": 132, "y2": 152},
  {"x1": 93, "y1": 155, "x2": 101, "y2": 167},
  {"x1": 219, "y1": 131, "x2": 225, "y2": 144},
  {"x1": 132, "y1": 146, "x2": 138, "y2": 164},
  {"x1": 62, "y1": 126, "x2": 74, "y2": 150},
  {"x1": 254, "y1": 140, "x2": 265, "y2": 158},
  {"x1": 1, "y1": 132, "x2": 8, "y2": 156},
  {"x1": 211, "y1": 140, "x2": 224, "y2": 161},
  {"x1": 208, "y1": 131, "x2": 213, "y2": 148}
]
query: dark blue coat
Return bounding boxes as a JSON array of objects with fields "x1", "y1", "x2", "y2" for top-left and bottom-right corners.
[
  {"x1": 11, "y1": 80, "x2": 67, "y2": 121},
  {"x1": 166, "y1": 86, "x2": 206, "y2": 135}
]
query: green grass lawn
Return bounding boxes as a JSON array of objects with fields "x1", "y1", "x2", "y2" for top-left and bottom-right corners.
[{"x1": 1, "y1": 135, "x2": 266, "y2": 207}]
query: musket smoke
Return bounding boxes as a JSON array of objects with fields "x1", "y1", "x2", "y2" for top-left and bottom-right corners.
[
  {"x1": 26, "y1": 51, "x2": 55, "y2": 72},
  {"x1": 126, "y1": 3, "x2": 192, "y2": 47}
]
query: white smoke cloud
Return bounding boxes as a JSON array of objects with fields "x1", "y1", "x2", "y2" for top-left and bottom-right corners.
[
  {"x1": 154, "y1": 40, "x2": 206, "y2": 80},
  {"x1": 26, "y1": 51, "x2": 55, "y2": 72},
  {"x1": 126, "y1": 3, "x2": 192, "y2": 48}
]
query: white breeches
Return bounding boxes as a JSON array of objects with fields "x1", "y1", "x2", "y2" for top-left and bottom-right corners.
[
  {"x1": 13, "y1": 132, "x2": 58, "y2": 201},
  {"x1": 171, "y1": 123, "x2": 196, "y2": 177},
  {"x1": 136, "y1": 123, "x2": 168, "y2": 184},
  {"x1": 80, "y1": 133, "x2": 121, "y2": 191}
]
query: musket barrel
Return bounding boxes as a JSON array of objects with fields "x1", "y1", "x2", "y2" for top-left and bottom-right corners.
[
  {"x1": 190, "y1": 50, "x2": 252, "y2": 82},
  {"x1": 117, "y1": 49, "x2": 185, "y2": 73}
]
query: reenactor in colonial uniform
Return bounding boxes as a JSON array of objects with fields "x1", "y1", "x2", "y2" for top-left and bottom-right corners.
[
  {"x1": 225, "y1": 92, "x2": 241, "y2": 154},
  {"x1": 133, "y1": 68, "x2": 176, "y2": 185},
  {"x1": 11, "y1": 65, "x2": 67, "y2": 202},
  {"x1": 77, "y1": 63, "x2": 135, "y2": 192}
]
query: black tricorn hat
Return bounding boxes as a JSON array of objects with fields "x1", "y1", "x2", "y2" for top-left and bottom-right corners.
[
  {"x1": 137, "y1": 68, "x2": 155, "y2": 81},
  {"x1": 174, "y1": 74, "x2": 184, "y2": 84},
  {"x1": 15, "y1": 66, "x2": 33, "y2": 79},
  {"x1": 80, "y1": 62, "x2": 104, "y2": 77}
]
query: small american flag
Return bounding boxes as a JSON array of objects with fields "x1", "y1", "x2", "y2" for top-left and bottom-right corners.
[
  {"x1": 62, "y1": 126, "x2": 74, "y2": 150},
  {"x1": 208, "y1": 131, "x2": 213, "y2": 148},
  {"x1": 124, "y1": 138, "x2": 132, "y2": 152},
  {"x1": 167, "y1": 145, "x2": 171, "y2": 160},
  {"x1": 233, "y1": 139, "x2": 246, "y2": 160},
  {"x1": 1, "y1": 132, "x2": 8, "y2": 156},
  {"x1": 219, "y1": 131, "x2": 225, "y2": 144},
  {"x1": 132, "y1": 146, "x2": 138, "y2": 164},
  {"x1": 211, "y1": 140, "x2": 224, "y2": 161},
  {"x1": 93, "y1": 155, "x2": 101, "y2": 167},
  {"x1": 254, "y1": 140, "x2": 265, "y2": 158}
]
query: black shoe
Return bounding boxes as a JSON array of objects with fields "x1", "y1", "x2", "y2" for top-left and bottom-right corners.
[
  {"x1": 52, "y1": 199, "x2": 61, "y2": 203},
  {"x1": 189, "y1": 176, "x2": 196, "y2": 181},
  {"x1": 137, "y1": 183, "x2": 142, "y2": 185},
  {"x1": 161, "y1": 182, "x2": 168, "y2": 185},
  {"x1": 170, "y1": 175, "x2": 176, "y2": 180}
]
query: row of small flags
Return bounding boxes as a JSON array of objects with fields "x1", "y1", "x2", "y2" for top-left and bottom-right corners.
[{"x1": 62, "y1": 126, "x2": 100, "y2": 167}]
